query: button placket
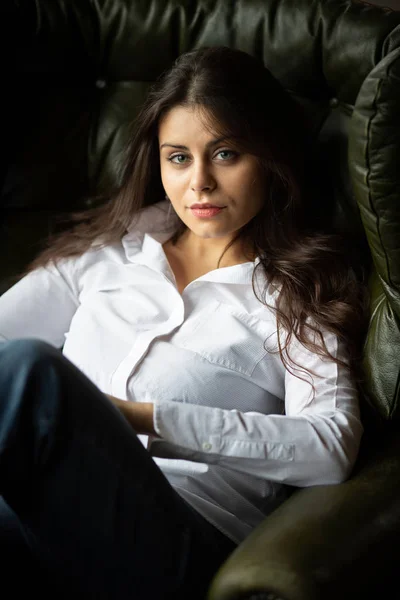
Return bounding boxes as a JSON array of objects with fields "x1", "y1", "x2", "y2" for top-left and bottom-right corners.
[{"x1": 110, "y1": 300, "x2": 186, "y2": 398}]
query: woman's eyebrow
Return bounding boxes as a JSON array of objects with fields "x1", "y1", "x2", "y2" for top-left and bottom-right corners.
[{"x1": 159, "y1": 136, "x2": 229, "y2": 150}]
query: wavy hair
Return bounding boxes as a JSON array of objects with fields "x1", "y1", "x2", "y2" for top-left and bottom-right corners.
[{"x1": 27, "y1": 46, "x2": 370, "y2": 386}]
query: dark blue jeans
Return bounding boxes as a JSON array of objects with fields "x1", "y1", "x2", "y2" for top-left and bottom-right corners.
[{"x1": 0, "y1": 339, "x2": 236, "y2": 599}]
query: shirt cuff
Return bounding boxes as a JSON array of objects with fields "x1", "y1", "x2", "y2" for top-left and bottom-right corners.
[{"x1": 153, "y1": 399, "x2": 223, "y2": 454}]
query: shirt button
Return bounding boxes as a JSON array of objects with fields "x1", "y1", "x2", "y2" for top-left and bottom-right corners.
[{"x1": 202, "y1": 442, "x2": 212, "y2": 451}]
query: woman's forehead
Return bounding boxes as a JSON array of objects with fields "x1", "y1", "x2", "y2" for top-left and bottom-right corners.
[{"x1": 158, "y1": 105, "x2": 221, "y2": 145}]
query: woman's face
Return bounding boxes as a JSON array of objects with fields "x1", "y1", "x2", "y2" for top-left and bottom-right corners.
[{"x1": 158, "y1": 105, "x2": 266, "y2": 244}]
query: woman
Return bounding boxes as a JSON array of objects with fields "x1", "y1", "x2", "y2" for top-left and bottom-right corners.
[{"x1": 0, "y1": 47, "x2": 368, "y2": 598}]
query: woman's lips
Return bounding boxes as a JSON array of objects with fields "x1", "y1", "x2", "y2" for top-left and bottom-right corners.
[{"x1": 190, "y1": 207, "x2": 225, "y2": 218}]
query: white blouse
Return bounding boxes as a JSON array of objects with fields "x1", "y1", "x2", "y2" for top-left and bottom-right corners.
[{"x1": 0, "y1": 200, "x2": 363, "y2": 544}]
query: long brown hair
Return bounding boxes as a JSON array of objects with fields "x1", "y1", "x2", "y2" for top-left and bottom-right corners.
[{"x1": 28, "y1": 46, "x2": 370, "y2": 385}]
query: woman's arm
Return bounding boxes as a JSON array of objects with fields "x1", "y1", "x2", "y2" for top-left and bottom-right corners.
[
  {"x1": 148, "y1": 331, "x2": 363, "y2": 487},
  {"x1": 107, "y1": 395, "x2": 156, "y2": 435},
  {"x1": 0, "y1": 262, "x2": 79, "y2": 347}
]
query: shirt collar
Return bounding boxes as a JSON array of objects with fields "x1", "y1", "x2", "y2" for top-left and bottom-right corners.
[
  {"x1": 121, "y1": 200, "x2": 260, "y2": 285},
  {"x1": 123, "y1": 200, "x2": 179, "y2": 245}
]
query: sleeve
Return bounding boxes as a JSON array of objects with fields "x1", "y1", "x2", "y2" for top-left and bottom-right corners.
[
  {"x1": 151, "y1": 331, "x2": 363, "y2": 487},
  {"x1": 0, "y1": 262, "x2": 79, "y2": 348}
]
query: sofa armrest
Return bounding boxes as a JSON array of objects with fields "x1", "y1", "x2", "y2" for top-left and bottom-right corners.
[{"x1": 208, "y1": 428, "x2": 400, "y2": 600}]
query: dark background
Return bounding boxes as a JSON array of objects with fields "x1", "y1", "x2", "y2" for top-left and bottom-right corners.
[{"x1": 372, "y1": 0, "x2": 399, "y2": 7}]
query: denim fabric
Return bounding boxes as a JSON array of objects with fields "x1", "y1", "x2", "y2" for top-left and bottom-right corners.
[{"x1": 0, "y1": 339, "x2": 236, "y2": 599}]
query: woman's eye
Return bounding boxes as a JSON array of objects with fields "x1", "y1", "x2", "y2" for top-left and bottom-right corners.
[
  {"x1": 168, "y1": 154, "x2": 188, "y2": 164},
  {"x1": 215, "y1": 150, "x2": 237, "y2": 160}
]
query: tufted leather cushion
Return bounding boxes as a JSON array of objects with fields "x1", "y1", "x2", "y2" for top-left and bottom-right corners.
[{"x1": 350, "y1": 45, "x2": 400, "y2": 418}]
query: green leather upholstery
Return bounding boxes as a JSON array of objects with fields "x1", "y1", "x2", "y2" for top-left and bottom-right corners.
[{"x1": 2, "y1": 1, "x2": 400, "y2": 598}]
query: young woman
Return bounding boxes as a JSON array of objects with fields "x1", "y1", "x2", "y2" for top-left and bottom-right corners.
[{"x1": 0, "y1": 46, "x2": 368, "y2": 598}]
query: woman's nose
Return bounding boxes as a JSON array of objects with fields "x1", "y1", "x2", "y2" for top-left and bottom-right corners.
[{"x1": 190, "y1": 161, "x2": 215, "y2": 192}]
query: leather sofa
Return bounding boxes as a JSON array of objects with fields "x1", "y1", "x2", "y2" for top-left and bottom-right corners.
[{"x1": 2, "y1": 1, "x2": 400, "y2": 598}]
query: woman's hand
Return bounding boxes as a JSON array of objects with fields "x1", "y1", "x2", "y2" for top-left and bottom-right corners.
[{"x1": 106, "y1": 395, "x2": 156, "y2": 435}]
